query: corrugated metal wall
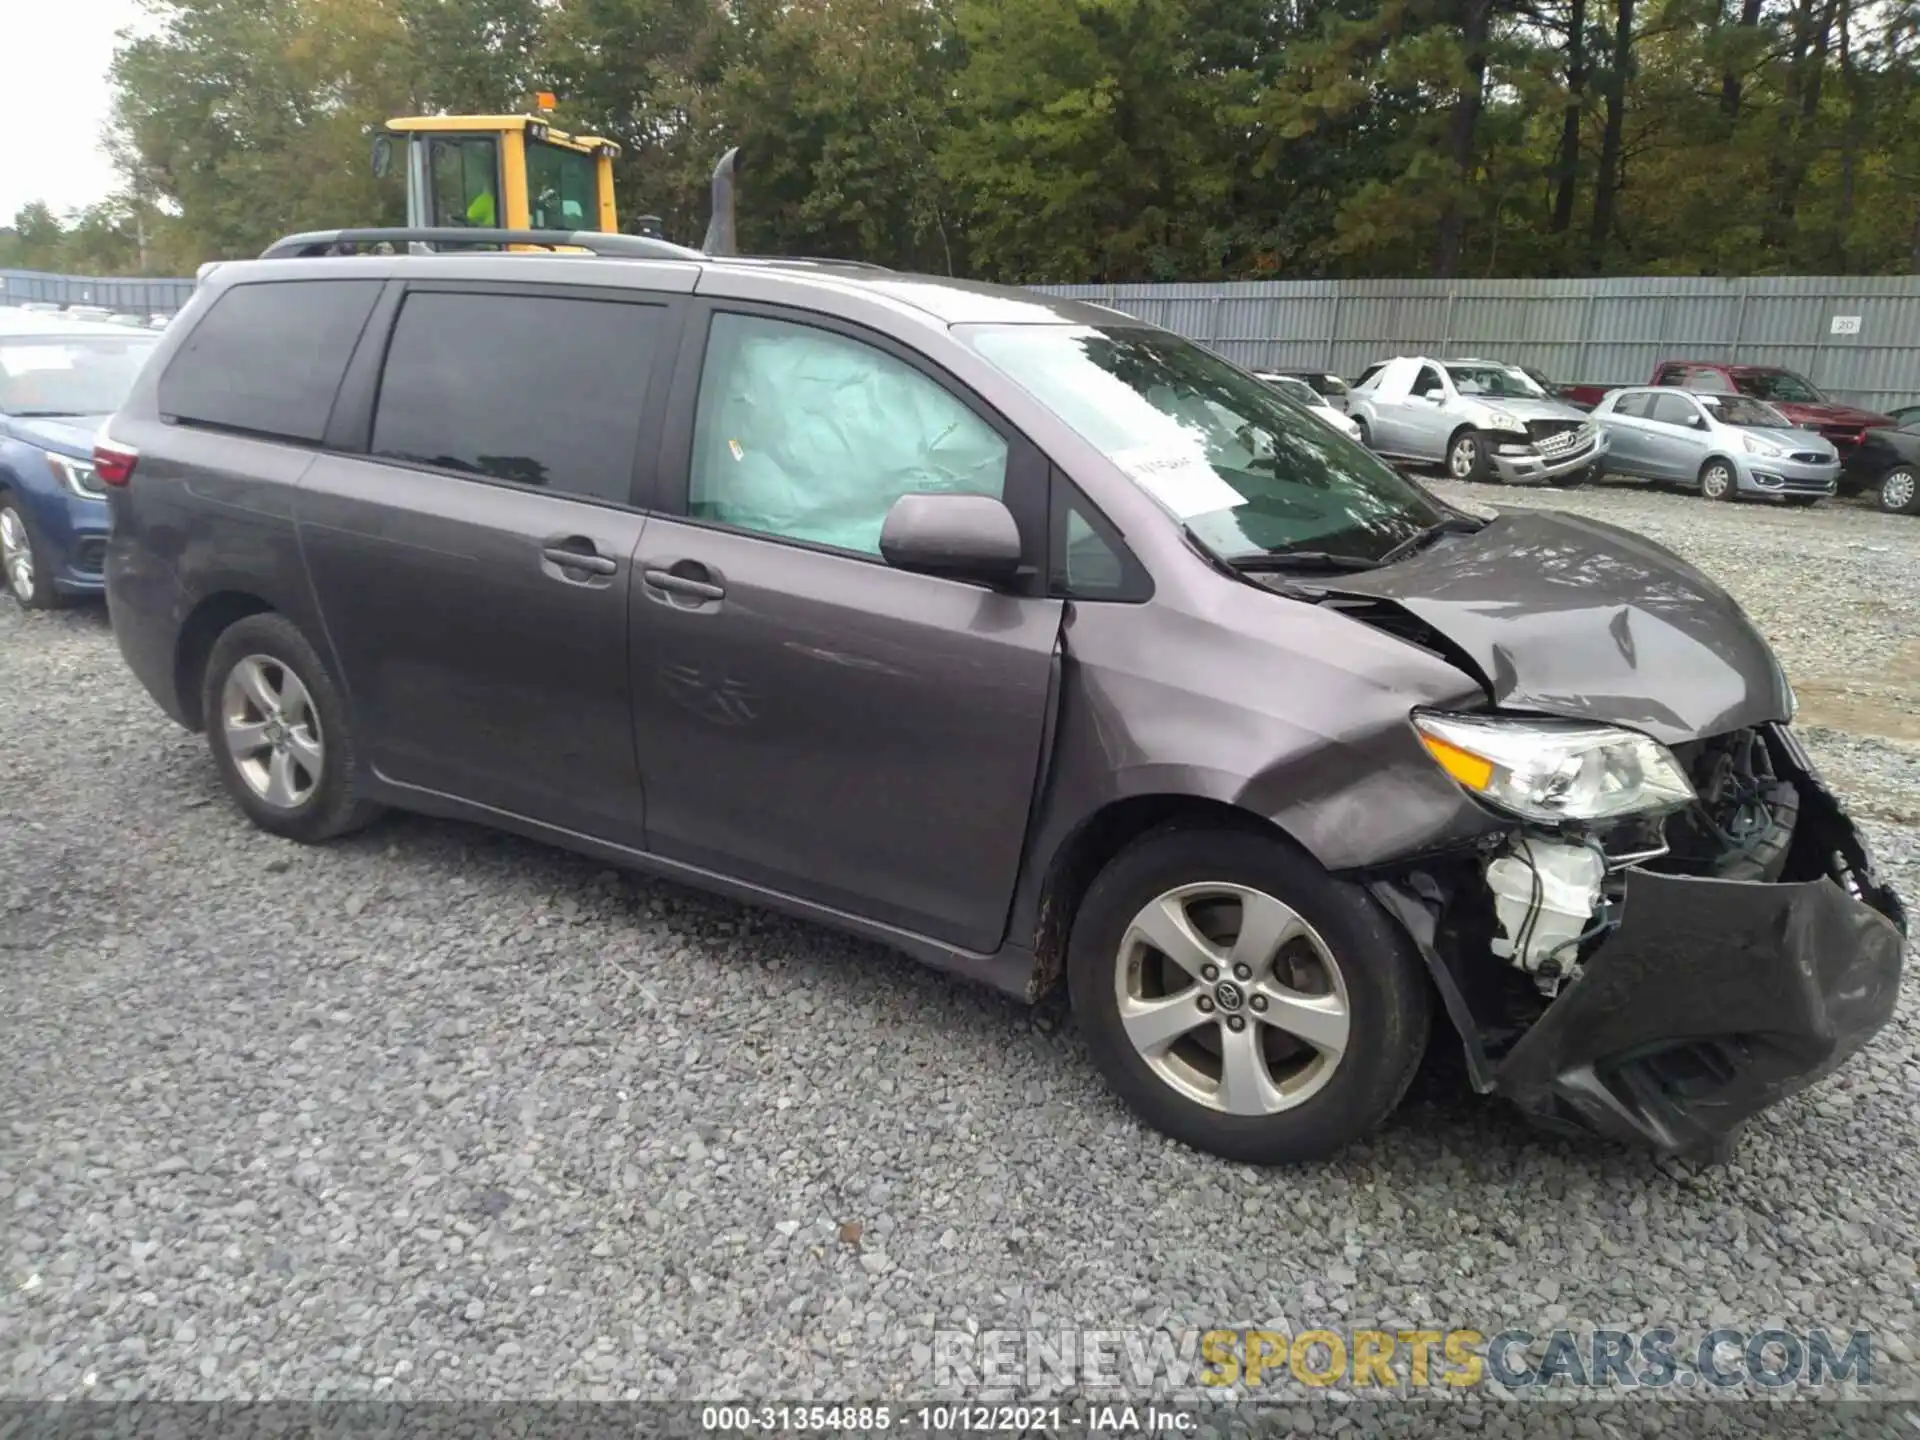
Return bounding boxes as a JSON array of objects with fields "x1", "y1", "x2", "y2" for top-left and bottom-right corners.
[
  {"x1": 0, "y1": 269, "x2": 195, "y2": 317},
  {"x1": 1031, "y1": 276, "x2": 1920, "y2": 411}
]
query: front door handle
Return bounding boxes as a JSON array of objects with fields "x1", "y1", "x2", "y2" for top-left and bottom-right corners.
[{"x1": 643, "y1": 566, "x2": 726, "y2": 601}]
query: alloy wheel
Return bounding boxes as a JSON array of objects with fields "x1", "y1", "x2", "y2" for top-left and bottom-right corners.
[
  {"x1": 221, "y1": 654, "x2": 325, "y2": 809},
  {"x1": 1702, "y1": 463, "x2": 1734, "y2": 500},
  {"x1": 1883, "y1": 468, "x2": 1917, "y2": 513},
  {"x1": 1448, "y1": 438, "x2": 1479, "y2": 479},
  {"x1": 1114, "y1": 882, "x2": 1351, "y2": 1115},
  {"x1": 0, "y1": 507, "x2": 34, "y2": 603}
]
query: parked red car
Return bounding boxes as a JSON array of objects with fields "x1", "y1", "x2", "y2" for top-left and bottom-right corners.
[{"x1": 1562, "y1": 363, "x2": 1895, "y2": 449}]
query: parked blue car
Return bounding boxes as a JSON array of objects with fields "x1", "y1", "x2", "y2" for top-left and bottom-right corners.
[{"x1": 0, "y1": 311, "x2": 159, "y2": 608}]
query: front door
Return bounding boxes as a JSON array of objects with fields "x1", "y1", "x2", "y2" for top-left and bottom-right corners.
[
  {"x1": 1643, "y1": 391, "x2": 1709, "y2": 481},
  {"x1": 631, "y1": 307, "x2": 1063, "y2": 952},
  {"x1": 297, "y1": 283, "x2": 680, "y2": 842}
]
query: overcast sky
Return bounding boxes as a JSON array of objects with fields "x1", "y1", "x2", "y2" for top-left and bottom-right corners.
[{"x1": 3, "y1": 0, "x2": 150, "y2": 222}]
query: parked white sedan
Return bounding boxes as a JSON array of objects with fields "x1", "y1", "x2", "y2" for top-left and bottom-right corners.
[{"x1": 1254, "y1": 372, "x2": 1365, "y2": 444}]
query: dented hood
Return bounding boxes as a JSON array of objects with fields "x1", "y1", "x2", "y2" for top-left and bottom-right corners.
[{"x1": 1323, "y1": 510, "x2": 1792, "y2": 744}]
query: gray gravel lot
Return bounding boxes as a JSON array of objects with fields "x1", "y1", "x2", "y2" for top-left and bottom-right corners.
[{"x1": 2, "y1": 481, "x2": 1917, "y2": 1422}]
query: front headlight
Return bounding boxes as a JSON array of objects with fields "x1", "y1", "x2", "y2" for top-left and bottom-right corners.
[
  {"x1": 44, "y1": 452, "x2": 105, "y2": 498},
  {"x1": 1412, "y1": 711, "x2": 1695, "y2": 823},
  {"x1": 1742, "y1": 435, "x2": 1787, "y2": 459},
  {"x1": 1483, "y1": 410, "x2": 1528, "y2": 434}
]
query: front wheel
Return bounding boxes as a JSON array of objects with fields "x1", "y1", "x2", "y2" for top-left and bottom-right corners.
[
  {"x1": 1067, "y1": 827, "x2": 1432, "y2": 1164},
  {"x1": 1879, "y1": 466, "x2": 1919, "y2": 515},
  {"x1": 1447, "y1": 430, "x2": 1490, "y2": 482},
  {"x1": 202, "y1": 612, "x2": 380, "y2": 843},
  {"x1": 1699, "y1": 459, "x2": 1738, "y2": 501},
  {"x1": 0, "y1": 497, "x2": 69, "y2": 611}
]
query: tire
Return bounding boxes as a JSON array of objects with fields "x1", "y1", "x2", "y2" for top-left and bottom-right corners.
[
  {"x1": 0, "y1": 494, "x2": 71, "y2": 611},
  {"x1": 1879, "y1": 466, "x2": 1920, "y2": 516},
  {"x1": 1698, "y1": 459, "x2": 1738, "y2": 501},
  {"x1": 1353, "y1": 417, "x2": 1372, "y2": 451},
  {"x1": 1447, "y1": 429, "x2": 1490, "y2": 482},
  {"x1": 201, "y1": 612, "x2": 380, "y2": 843},
  {"x1": 1067, "y1": 826, "x2": 1432, "y2": 1165}
]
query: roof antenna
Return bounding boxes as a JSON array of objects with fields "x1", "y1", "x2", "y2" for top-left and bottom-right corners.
[{"x1": 702, "y1": 147, "x2": 740, "y2": 256}]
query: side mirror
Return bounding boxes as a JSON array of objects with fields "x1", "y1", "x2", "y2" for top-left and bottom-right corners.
[
  {"x1": 370, "y1": 134, "x2": 394, "y2": 179},
  {"x1": 879, "y1": 493, "x2": 1023, "y2": 585}
]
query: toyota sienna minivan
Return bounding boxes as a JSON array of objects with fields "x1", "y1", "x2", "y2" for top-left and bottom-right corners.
[{"x1": 100, "y1": 229, "x2": 1907, "y2": 1164}]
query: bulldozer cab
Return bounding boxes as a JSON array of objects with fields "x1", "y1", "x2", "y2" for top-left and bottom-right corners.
[{"x1": 377, "y1": 111, "x2": 621, "y2": 235}]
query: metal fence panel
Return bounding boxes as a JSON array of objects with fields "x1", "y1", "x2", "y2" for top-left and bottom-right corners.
[
  {"x1": 9, "y1": 266, "x2": 1918, "y2": 409},
  {"x1": 1034, "y1": 275, "x2": 1920, "y2": 410},
  {"x1": 1, "y1": 269, "x2": 195, "y2": 316}
]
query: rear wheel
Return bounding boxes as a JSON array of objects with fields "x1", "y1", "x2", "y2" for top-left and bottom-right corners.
[
  {"x1": 1699, "y1": 459, "x2": 1738, "y2": 501},
  {"x1": 0, "y1": 496, "x2": 69, "y2": 611},
  {"x1": 1879, "y1": 466, "x2": 1919, "y2": 515},
  {"x1": 1447, "y1": 430, "x2": 1490, "y2": 482},
  {"x1": 1068, "y1": 827, "x2": 1431, "y2": 1164},
  {"x1": 202, "y1": 612, "x2": 380, "y2": 843}
]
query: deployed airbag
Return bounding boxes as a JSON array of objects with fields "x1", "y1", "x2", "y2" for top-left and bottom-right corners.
[{"x1": 691, "y1": 320, "x2": 1009, "y2": 555}]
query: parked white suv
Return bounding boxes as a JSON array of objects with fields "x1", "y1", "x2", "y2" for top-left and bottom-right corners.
[{"x1": 1346, "y1": 356, "x2": 1607, "y2": 485}]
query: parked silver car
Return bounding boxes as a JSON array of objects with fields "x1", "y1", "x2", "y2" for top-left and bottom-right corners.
[
  {"x1": 1591, "y1": 387, "x2": 1840, "y2": 502},
  {"x1": 1345, "y1": 356, "x2": 1606, "y2": 485}
]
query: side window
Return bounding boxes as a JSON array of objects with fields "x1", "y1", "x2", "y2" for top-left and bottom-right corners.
[
  {"x1": 158, "y1": 279, "x2": 382, "y2": 442},
  {"x1": 687, "y1": 312, "x2": 1009, "y2": 557},
  {"x1": 527, "y1": 140, "x2": 599, "y2": 230},
  {"x1": 430, "y1": 138, "x2": 500, "y2": 227},
  {"x1": 1654, "y1": 364, "x2": 1685, "y2": 387},
  {"x1": 1412, "y1": 365, "x2": 1444, "y2": 396},
  {"x1": 1049, "y1": 481, "x2": 1148, "y2": 601},
  {"x1": 1611, "y1": 392, "x2": 1650, "y2": 418},
  {"x1": 1649, "y1": 393, "x2": 1701, "y2": 427},
  {"x1": 370, "y1": 290, "x2": 664, "y2": 504}
]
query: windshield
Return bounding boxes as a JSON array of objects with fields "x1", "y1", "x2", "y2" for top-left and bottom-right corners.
[
  {"x1": 965, "y1": 324, "x2": 1441, "y2": 564},
  {"x1": 1733, "y1": 370, "x2": 1826, "y2": 404},
  {"x1": 1445, "y1": 363, "x2": 1546, "y2": 399},
  {"x1": 0, "y1": 335, "x2": 156, "y2": 417},
  {"x1": 1699, "y1": 393, "x2": 1791, "y2": 428}
]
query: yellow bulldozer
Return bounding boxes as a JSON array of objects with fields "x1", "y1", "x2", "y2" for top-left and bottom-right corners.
[{"x1": 368, "y1": 94, "x2": 739, "y2": 252}]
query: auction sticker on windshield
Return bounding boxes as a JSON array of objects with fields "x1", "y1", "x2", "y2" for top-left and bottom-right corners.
[{"x1": 1113, "y1": 446, "x2": 1247, "y2": 519}]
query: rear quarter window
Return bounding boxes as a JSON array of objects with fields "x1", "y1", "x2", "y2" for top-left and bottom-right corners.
[{"x1": 158, "y1": 279, "x2": 382, "y2": 442}]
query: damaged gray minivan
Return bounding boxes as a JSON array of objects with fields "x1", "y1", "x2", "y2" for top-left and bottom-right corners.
[{"x1": 103, "y1": 231, "x2": 1906, "y2": 1164}]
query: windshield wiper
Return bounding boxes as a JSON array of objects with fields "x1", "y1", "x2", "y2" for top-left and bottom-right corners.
[
  {"x1": 1374, "y1": 513, "x2": 1485, "y2": 567},
  {"x1": 8, "y1": 409, "x2": 86, "y2": 418},
  {"x1": 1230, "y1": 550, "x2": 1383, "y2": 574}
]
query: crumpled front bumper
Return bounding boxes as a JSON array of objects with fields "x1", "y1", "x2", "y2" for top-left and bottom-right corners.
[
  {"x1": 1487, "y1": 427, "x2": 1609, "y2": 483},
  {"x1": 1378, "y1": 726, "x2": 1907, "y2": 1156}
]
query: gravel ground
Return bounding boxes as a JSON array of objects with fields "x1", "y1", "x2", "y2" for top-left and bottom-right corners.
[{"x1": 2, "y1": 482, "x2": 1917, "y2": 1428}]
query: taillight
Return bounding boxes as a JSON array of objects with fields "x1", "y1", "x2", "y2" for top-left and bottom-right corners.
[{"x1": 93, "y1": 439, "x2": 139, "y2": 487}]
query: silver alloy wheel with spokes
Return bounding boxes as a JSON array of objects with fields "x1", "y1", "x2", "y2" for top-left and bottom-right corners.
[
  {"x1": 1, "y1": 507, "x2": 34, "y2": 602},
  {"x1": 1448, "y1": 436, "x2": 1480, "y2": 479},
  {"x1": 221, "y1": 654, "x2": 325, "y2": 809},
  {"x1": 1115, "y1": 881, "x2": 1351, "y2": 1115},
  {"x1": 1883, "y1": 467, "x2": 1917, "y2": 513},
  {"x1": 1701, "y1": 462, "x2": 1735, "y2": 500}
]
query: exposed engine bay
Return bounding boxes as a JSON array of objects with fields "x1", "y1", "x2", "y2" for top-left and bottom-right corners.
[{"x1": 1482, "y1": 724, "x2": 1804, "y2": 999}]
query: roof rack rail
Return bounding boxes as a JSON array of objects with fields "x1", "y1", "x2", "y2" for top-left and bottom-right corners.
[{"x1": 259, "y1": 228, "x2": 708, "y2": 261}]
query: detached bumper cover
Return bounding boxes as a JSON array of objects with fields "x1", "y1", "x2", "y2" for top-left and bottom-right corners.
[{"x1": 1492, "y1": 748, "x2": 1905, "y2": 1155}]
